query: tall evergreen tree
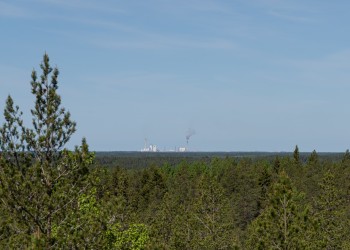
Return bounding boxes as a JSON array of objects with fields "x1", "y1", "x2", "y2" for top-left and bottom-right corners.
[
  {"x1": 0, "y1": 54, "x2": 94, "y2": 248},
  {"x1": 190, "y1": 174, "x2": 238, "y2": 249},
  {"x1": 310, "y1": 170, "x2": 346, "y2": 248},
  {"x1": 246, "y1": 171, "x2": 310, "y2": 249},
  {"x1": 257, "y1": 164, "x2": 272, "y2": 212},
  {"x1": 342, "y1": 149, "x2": 350, "y2": 164},
  {"x1": 308, "y1": 150, "x2": 319, "y2": 165},
  {"x1": 273, "y1": 156, "x2": 281, "y2": 174},
  {"x1": 293, "y1": 145, "x2": 300, "y2": 165}
]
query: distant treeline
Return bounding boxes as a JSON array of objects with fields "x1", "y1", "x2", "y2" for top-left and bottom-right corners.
[{"x1": 95, "y1": 151, "x2": 345, "y2": 169}]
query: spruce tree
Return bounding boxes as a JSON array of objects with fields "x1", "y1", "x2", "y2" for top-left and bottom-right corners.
[
  {"x1": 293, "y1": 145, "x2": 300, "y2": 165},
  {"x1": 257, "y1": 164, "x2": 272, "y2": 212},
  {"x1": 308, "y1": 150, "x2": 319, "y2": 165}
]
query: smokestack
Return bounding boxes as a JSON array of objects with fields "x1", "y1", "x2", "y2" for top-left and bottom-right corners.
[{"x1": 186, "y1": 128, "x2": 196, "y2": 145}]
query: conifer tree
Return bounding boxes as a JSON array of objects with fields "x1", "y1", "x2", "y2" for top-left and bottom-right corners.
[
  {"x1": 246, "y1": 171, "x2": 310, "y2": 249},
  {"x1": 190, "y1": 174, "x2": 237, "y2": 249},
  {"x1": 273, "y1": 156, "x2": 281, "y2": 174},
  {"x1": 257, "y1": 164, "x2": 272, "y2": 212},
  {"x1": 0, "y1": 54, "x2": 94, "y2": 248},
  {"x1": 342, "y1": 149, "x2": 350, "y2": 164},
  {"x1": 293, "y1": 145, "x2": 300, "y2": 165},
  {"x1": 311, "y1": 170, "x2": 346, "y2": 248},
  {"x1": 308, "y1": 150, "x2": 319, "y2": 165}
]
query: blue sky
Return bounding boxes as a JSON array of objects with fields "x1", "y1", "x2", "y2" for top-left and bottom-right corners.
[{"x1": 1, "y1": 0, "x2": 350, "y2": 152}]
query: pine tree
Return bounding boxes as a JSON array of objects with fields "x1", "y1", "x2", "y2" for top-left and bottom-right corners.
[
  {"x1": 246, "y1": 171, "x2": 310, "y2": 249},
  {"x1": 190, "y1": 174, "x2": 238, "y2": 249},
  {"x1": 28, "y1": 54, "x2": 76, "y2": 166},
  {"x1": 311, "y1": 170, "x2": 346, "y2": 248},
  {"x1": 0, "y1": 54, "x2": 94, "y2": 247}
]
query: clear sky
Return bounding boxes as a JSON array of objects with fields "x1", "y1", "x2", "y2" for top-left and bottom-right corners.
[{"x1": 1, "y1": 0, "x2": 350, "y2": 152}]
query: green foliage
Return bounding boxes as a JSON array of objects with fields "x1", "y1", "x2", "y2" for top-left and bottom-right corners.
[
  {"x1": 106, "y1": 223, "x2": 149, "y2": 250},
  {"x1": 257, "y1": 163, "x2": 272, "y2": 212},
  {"x1": 342, "y1": 149, "x2": 350, "y2": 165},
  {"x1": 190, "y1": 174, "x2": 237, "y2": 249},
  {"x1": 308, "y1": 150, "x2": 319, "y2": 165},
  {"x1": 273, "y1": 156, "x2": 281, "y2": 174},
  {"x1": 0, "y1": 54, "x2": 92, "y2": 248},
  {"x1": 310, "y1": 170, "x2": 347, "y2": 248},
  {"x1": 247, "y1": 171, "x2": 310, "y2": 249},
  {"x1": 293, "y1": 145, "x2": 300, "y2": 165}
]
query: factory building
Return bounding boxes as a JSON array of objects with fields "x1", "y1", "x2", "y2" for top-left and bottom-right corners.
[
  {"x1": 141, "y1": 138, "x2": 191, "y2": 153},
  {"x1": 178, "y1": 147, "x2": 187, "y2": 152},
  {"x1": 141, "y1": 139, "x2": 159, "y2": 152},
  {"x1": 141, "y1": 144, "x2": 159, "y2": 152}
]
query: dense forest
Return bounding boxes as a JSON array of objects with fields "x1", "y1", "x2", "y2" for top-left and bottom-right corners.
[{"x1": 1, "y1": 55, "x2": 350, "y2": 249}]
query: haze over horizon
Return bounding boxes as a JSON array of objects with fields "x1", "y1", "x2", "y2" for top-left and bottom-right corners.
[{"x1": 1, "y1": 0, "x2": 350, "y2": 152}]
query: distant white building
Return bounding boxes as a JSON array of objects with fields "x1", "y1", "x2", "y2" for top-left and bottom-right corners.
[
  {"x1": 141, "y1": 144, "x2": 159, "y2": 152},
  {"x1": 141, "y1": 139, "x2": 159, "y2": 152},
  {"x1": 178, "y1": 147, "x2": 187, "y2": 152}
]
